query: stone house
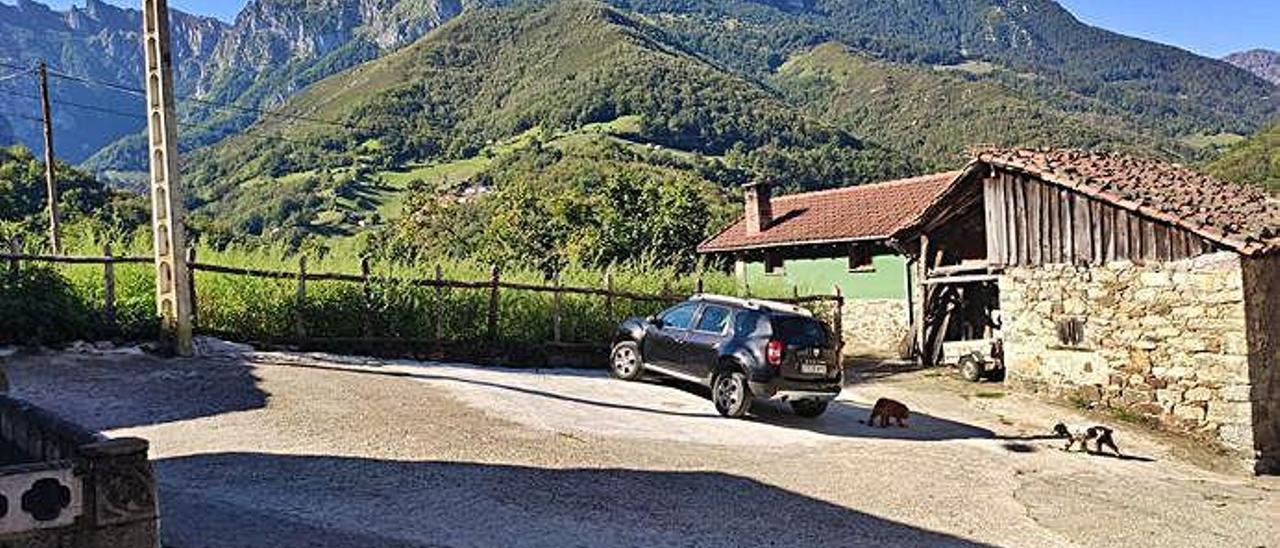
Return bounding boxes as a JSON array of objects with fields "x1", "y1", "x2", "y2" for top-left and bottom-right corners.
[
  {"x1": 697, "y1": 172, "x2": 958, "y2": 358},
  {"x1": 894, "y1": 148, "x2": 1280, "y2": 473}
]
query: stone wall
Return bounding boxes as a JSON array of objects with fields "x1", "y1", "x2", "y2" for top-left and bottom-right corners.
[
  {"x1": 999, "y1": 252, "x2": 1263, "y2": 464},
  {"x1": 843, "y1": 298, "x2": 910, "y2": 359},
  {"x1": 1242, "y1": 254, "x2": 1280, "y2": 473}
]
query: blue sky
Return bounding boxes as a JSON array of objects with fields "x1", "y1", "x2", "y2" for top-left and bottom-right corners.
[{"x1": 20, "y1": 0, "x2": 1280, "y2": 59}]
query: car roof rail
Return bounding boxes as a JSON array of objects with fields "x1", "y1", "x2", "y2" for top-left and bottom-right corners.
[{"x1": 692, "y1": 293, "x2": 814, "y2": 317}]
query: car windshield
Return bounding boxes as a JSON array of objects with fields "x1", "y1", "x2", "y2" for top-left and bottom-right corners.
[{"x1": 771, "y1": 316, "x2": 831, "y2": 348}]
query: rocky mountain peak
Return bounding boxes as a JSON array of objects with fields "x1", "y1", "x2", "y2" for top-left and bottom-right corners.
[{"x1": 1224, "y1": 49, "x2": 1280, "y2": 86}]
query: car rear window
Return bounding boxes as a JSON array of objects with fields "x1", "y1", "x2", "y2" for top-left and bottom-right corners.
[{"x1": 771, "y1": 316, "x2": 832, "y2": 347}]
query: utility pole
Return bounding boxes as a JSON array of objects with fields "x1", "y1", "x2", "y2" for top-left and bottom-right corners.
[
  {"x1": 142, "y1": 0, "x2": 194, "y2": 356},
  {"x1": 37, "y1": 61, "x2": 61, "y2": 253}
]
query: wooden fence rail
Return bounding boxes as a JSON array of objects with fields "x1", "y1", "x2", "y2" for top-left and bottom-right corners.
[{"x1": 2, "y1": 249, "x2": 845, "y2": 352}]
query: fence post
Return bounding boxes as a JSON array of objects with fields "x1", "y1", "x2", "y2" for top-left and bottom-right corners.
[
  {"x1": 361, "y1": 257, "x2": 373, "y2": 338},
  {"x1": 103, "y1": 243, "x2": 116, "y2": 328},
  {"x1": 186, "y1": 247, "x2": 198, "y2": 330},
  {"x1": 833, "y1": 285, "x2": 845, "y2": 355},
  {"x1": 696, "y1": 273, "x2": 704, "y2": 295},
  {"x1": 487, "y1": 265, "x2": 500, "y2": 344},
  {"x1": 604, "y1": 269, "x2": 614, "y2": 323},
  {"x1": 294, "y1": 255, "x2": 307, "y2": 341},
  {"x1": 434, "y1": 264, "x2": 444, "y2": 352},
  {"x1": 553, "y1": 272, "x2": 562, "y2": 343},
  {"x1": 7, "y1": 237, "x2": 19, "y2": 284}
]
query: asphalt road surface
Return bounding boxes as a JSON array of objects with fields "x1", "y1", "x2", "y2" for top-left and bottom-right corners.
[{"x1": 6, "y1": 339, "x2": 1278, "y2": 547}]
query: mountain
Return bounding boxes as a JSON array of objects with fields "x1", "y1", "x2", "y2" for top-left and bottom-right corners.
[
  {"x1": 772, "y1": 42, "x2": 1184, "y2": 168},
  {"x1": 1207, "y1": 122, "x2": 1280, "y2": 193},
  {"x1": 612, "y1": 0, "x2": 1278, "y2": 142},
  {"x1": 0, "y1": 0, "x2": 226, "y2": 161},
  {"x1": 180, "y1": 0, "x2": 916, "y2": 248},
  {"x1": 0, "y1": 0, "x2": 463, "y2": 169},
  {"x1": 1225, "y1": 49, "x2": 1280, "y2": 85},
  {"x1": 6, "y1": 0, "x2": 1278, "y2": 176}
]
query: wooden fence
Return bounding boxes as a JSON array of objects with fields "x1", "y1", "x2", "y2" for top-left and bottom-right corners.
[{"x1": 1, "y1": 245, "x2": 845, "y2": 353}]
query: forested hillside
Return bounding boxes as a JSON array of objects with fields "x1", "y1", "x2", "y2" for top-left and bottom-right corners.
[
  {"x1": 0, "y1": 145, "x2": 147, "y2": 245},
  {"x1": 1207, "y1": 123, "x2": 1280, "y2": 193},
  {"x1": 180, "y1": 0, "x2": 917, "y2": 259},
  {"x1": 772, "y1": 43, "x2": 1184, "y2": 168}
]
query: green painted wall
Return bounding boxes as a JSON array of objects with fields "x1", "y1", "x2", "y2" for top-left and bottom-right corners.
[{"x1": 738, "y1": 254, "x2": 909, "y2": 300}]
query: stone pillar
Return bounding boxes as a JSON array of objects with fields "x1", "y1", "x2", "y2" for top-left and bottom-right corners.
[
  {"x1": 80, "y1": 438, "x2": 158, "y2": 547},
  {"x1": 142, "y1": 0, "x2": 193, "y2": 356}
]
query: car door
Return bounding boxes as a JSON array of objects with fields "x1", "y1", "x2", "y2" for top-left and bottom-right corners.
[
  {"x1": 680, "y1": 304, "x2": 732, "y2": 380},
  {"x1": 643, "y1": 302, "x2": 699, "y2": 369}
]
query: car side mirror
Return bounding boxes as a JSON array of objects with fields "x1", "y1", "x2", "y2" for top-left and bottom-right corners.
[{"x1": 647, "y1": 315, "x2": 664, "y2": 329}]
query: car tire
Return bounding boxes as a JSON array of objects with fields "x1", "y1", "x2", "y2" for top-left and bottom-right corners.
[
  {"x1": 958, "y1": 354, "x2": 984, "y2": 383},
  {"x1": 609, "y1": 341, "x2": 644, "y2": 381},
  {"x1": 712, "y1": 369, "x2": 752, "y2": 418},
  {"x1": 790, "y1": 399, "x2": 829, "y2": 418}
]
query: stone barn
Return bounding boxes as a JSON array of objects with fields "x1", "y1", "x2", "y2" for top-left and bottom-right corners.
[{"x1": 894, "y1": 149, "x2": 1280, "y2": 473}]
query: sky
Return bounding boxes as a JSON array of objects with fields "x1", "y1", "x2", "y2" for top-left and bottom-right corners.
[{"x1": 19, "y1": 0, "x2": 1280, "y2": 59}]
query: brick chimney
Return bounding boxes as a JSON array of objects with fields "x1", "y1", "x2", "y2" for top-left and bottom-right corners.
[{"x1": 744, "y1": 181, "x2": 773, "y2": 234}]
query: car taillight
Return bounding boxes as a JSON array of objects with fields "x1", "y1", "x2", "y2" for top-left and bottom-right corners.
[{"x1": 766, "y1": 339, "x2": 784, "y2": 368}]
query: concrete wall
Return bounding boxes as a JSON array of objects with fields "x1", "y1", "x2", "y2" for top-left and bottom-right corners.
[
  {"x1": 1242, "y1": 254, "x2": 1280, "y2": 473},
  {"x1": 999, "y1": 252, "x2": 1267, "y2": 466}
]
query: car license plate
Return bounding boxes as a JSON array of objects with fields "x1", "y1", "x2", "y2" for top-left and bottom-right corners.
[{"x1": 800, "y1": 363, "x2": 826, "y2": 375}]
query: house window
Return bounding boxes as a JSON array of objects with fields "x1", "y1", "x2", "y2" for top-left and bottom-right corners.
[
  {"x1": 1056, "y1": 316, "x2": 1088, "y2": 348},
  {"x1": 848, "y1": 245, "x2": 875, "y2": 273},
  {"x1": 764, "y1": 252, "x2": 784, "y2": 276}
]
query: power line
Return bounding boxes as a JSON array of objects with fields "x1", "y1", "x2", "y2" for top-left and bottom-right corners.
[
  {"x1": 0, "y1": 85, "x2": 318, "y2": 147},
  {"x1": 23, "y1": 63, "x2": 373, "y2": 132}
]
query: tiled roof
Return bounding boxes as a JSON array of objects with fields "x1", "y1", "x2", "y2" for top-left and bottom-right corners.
[
  {"x1": 697, "y1": 172, "x2": 960, "y2": 253},
  {"x1": 979, "y1": 149, "x2": 1280, "y2": 254}
]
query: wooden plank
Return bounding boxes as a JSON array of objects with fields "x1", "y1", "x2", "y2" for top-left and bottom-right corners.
[
  {"x1": 984, "y1": 178, "x2": 1000, "y2": 267},
  {"x1": 488, "y1": 265, "x2": 501, "y2": 343},
  {"x1": 1106, "y1": 205, "x2": 1119, "y2": 263},
  {"x1": 1142, "y1": 218, "x2": 1158, "y2": 263},
  {"x1": 1042, "y1": 183, "x2": 1055, "y2": 263},
  {"x1": 1090, "y1": 200, "x2": 1104, "y2": 265},
  {"x1": 1115, "y1": 207, "x2": 1131, "y2": 259},
  {"x1": 1001, "y1": 174, "x2": 1015, "y2": 266},
  {"x1": 103, "y1": 243, "x2": 116, "y2": 327},
  {"x1": 1013, "y1": 174, "x2": 1024, "y2": 266},
  {"x1": 1028, "y1": 178, "x2": 1042, "y2": 265},
  {"x1": 1130, "y1": 211, "x2": 1144, "y2": 263},
  {"x1": 1070, "y1": 194, "x2": 1086, "y2": 264}
]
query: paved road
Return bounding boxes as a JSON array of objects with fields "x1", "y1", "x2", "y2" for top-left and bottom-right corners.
[{"x1": 6, "y1": 340, "x2": 1278, "y2": 547}]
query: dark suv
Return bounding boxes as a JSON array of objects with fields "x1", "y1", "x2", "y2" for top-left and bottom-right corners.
[{"x1": 610, "y1": 294, "x2": 842, "y2": 418}]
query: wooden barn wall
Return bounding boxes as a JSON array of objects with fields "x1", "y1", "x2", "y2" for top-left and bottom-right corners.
[{"x1": 982, "y1": 171, "x2": 1216, "y2": 267}]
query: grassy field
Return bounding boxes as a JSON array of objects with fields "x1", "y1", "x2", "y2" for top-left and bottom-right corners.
[{"x1": 3, "y1": 236, "x2": 805, "y2": 348}]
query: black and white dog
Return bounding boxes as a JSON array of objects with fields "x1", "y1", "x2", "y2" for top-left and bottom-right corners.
[{"x1": 1053, "y1": 423, "x2": 1122, "y2": 456}]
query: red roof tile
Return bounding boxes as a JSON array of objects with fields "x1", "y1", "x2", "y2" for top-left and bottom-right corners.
[
  {"x1": 698, "y1": 172, "x2": 960, "y2": 253},
  {"x1": 979, "y1": 149, "x2": 1280, "y2": 254}
]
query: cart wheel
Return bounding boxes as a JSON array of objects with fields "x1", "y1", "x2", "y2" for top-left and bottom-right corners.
[{"x1": 958, "y1": 354, "x2": 984, "y2": 383}]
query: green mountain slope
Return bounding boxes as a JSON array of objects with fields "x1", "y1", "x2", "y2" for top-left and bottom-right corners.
[
  {"x1": 611, "y1": 0, "x2": 1278, "y2": 140},
  {"x1": 772, "y1": 42, "x2": 1185, "y2": 168},
  {"x1": 183, "y1": 0, "x2": 916, "y2": 253},
  {"x1": 1207, "y1": 123, "x2": 1280, "y2": 193}
]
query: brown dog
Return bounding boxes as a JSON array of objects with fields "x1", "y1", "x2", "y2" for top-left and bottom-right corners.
[{"x1": 863, "y1": 398, "x2": 909, "y2": 428}]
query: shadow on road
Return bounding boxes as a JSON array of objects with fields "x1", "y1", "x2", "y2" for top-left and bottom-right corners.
[
  {"x1": 156, "y1": 452, "x2": 995, "y2": 548},
  {"x1": 6, "y1": 347, "x2": 268, "y2": 431}
]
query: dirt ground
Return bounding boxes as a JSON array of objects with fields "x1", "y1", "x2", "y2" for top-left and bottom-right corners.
[{"x1": 4, "y1": 339, "x2": 1278, "y2": 547}]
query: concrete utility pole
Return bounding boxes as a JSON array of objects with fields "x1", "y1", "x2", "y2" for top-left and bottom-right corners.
[
  {"x1": 142, "y1": 0, "x2": 194, "y2": 356},
  {"x1": 37, "y1": 61, "x2": 61, "y2": 253}
]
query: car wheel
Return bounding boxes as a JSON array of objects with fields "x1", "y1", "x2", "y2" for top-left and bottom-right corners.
[
  {"x1": 609, "y1": 341, "x2": 644, "y2": 381},
  {"x1": 958, "y1": 354, "x2": 984, "y2": 383},
  {"x1": 712, "y1": 370, "x2": 752, "y2": 418},
  {"x1": 790, "y1": 399, "x2": 829, "y2": 418}
]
